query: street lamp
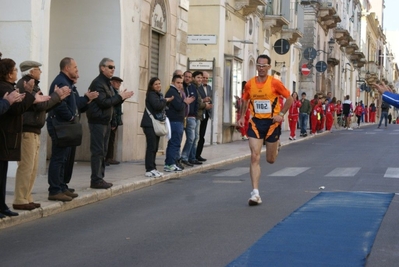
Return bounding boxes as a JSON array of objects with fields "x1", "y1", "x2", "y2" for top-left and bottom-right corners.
[{"x1": 317, "y1": 38, "x2": 335, "y2": 55}]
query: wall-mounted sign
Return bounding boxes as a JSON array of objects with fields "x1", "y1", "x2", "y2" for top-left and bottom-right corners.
[
  {"x1": 188, "y1": 35, "x2": 217, "y2": 45},
  {"x1": 304, "y1": 47, "x2": 317, "y2": 60},
  {"x1": 273, "y1": 39, "x2": 290, "y2": 55},
  {"x1": 189, "y1": 61, "x2": 214, "y2": 70},
  {"x1": 152, "y1": 1, "x2": 167, "y2": 34},
  {"x1": 179, "y1": 0, "x2": 189, "y2": 11},
  {"x1": 315, "y1": 61, "x2": 327, "y2": 73}
]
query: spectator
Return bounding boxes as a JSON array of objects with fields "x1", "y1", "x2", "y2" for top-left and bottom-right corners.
[
  {"x1": 288, "y1": 92, "x2": 301, "y2": 140},
  {"x1": 13, "y1": 60, "x2": 70, "y2": 210},
  {"x1": 164, "y1": 74, "x2": 195, "y2": 172},
  {"x1": 369, "y1": 103, "x2": 376, "y2": 123},
  {"x1": 354, "y1": 102, "x2": 363, "y2": 128},
  {"x1": 378, "y1": 101, "x2": 390, "y2": 129},
  {"x1": 140, "y1": 77, "x2": 173, "y2": 177},
  {"x1": 299, "y1": 92, "x2": 311, "y2": 137},
  {"x1": 0, "y1": 53, "x2": 49, "y2": 218},
  {"x1": 105, "y1": 76, "x2": 124, "y2": 166},
  {"x1": 0, "y1": 90, "x2": 24, "y2": 115},
  {"x1": 342, "y1": 95, "x2": 353, "y2": 130},
  {"x1": 86, "y1": 58, "x2": 134, "y2": 189},
  {"x1": 47, "y1": 57, "x2": 98, "y2": 201},
  {"x1": 326, "y1": 97, "x2": 336, "y2": 131}
]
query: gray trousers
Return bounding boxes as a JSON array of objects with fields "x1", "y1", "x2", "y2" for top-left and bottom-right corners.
[{"x1": 89, "y1": 123, "x2": 111, "y2": 183}]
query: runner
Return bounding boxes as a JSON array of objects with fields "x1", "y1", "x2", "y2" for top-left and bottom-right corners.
[{"x1": 237, "y1": 54, "x2": 293, "y2": 206}]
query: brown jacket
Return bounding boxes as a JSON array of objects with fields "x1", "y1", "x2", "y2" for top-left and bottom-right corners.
[{"x1": 0, "y1": 81, "x2": 35, "y2": 161}]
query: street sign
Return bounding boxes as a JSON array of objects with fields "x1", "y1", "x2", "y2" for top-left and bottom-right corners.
[
  {"x1": 189, "y1": 61, "x2": 213, "y2": 70},
  {"x1": 274, "y1": 39, "x2": 290, "y2": 55},
  {"x1": 304, "y1": 47, "x2": 317, "y2": 60},
  {"x1": 187, "y1": 35, "x2": 217, "y2": 45},
  {"x1": 315, "y1": 61, "x2": 327, "y2": 73},
  {"x1": 301, "y1": 63, "x2": 311, "y2": 76}
]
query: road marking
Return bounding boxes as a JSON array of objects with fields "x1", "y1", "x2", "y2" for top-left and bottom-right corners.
[
  {"x1": 269, "y1": 167, "x2": 310, "y2": 176},
  {"x1": 384, "y1": 168, "x2": 399, "y2": 178},
  {"x1": 365, "y1": 132, "x2": 376, "y2": 134},
  {"x1": 325, "y1": 167, "x2": 360, "y2": 176},
  {"x1": 214, "y1": 167, "x2": 249, "y2": 176}
]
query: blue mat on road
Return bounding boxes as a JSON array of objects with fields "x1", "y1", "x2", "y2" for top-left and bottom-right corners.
[{"x1": 227, "y1": 192, "x2": 394, "y2": 267}]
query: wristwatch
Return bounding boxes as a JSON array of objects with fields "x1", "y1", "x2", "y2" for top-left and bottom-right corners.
[{"x1": 278, "y1": 112, "x2": 285, "y2": 116}]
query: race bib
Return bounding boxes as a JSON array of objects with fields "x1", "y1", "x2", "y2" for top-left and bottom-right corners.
[{"x1": 254, "y1": 100, "x2": 271, "y2": 114}]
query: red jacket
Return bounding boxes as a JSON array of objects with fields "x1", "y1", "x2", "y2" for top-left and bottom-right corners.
[{"x1": 289, "y1": 100, "x2": 302, "y2": 117}]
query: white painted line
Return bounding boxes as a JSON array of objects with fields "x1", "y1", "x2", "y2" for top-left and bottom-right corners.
[
  {"x1": 214, "y1": 167, "x2": 249, "y2": 177},
  {"x1": 269, "y1": 167, "x2": 310, "y2": 177},
  {"x1": 325, "y1": 167, "x2": 361, "y2": 177},
  {"x1": 384, "y1": 168, "x2": 399, "y2": 178}
]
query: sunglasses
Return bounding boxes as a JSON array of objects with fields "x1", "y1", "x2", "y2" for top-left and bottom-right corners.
[{"x1": 104, "y1": 65, "x2": 115, "y2": 70}]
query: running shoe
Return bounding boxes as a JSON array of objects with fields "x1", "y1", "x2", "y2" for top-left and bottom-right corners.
[{"x1": 248, "y1": 192, "x2": 262, "y2": 206}]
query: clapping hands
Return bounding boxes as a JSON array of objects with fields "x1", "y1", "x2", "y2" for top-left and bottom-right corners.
[{"x1": 119, "y1": 89, "x2": 134, "y2": 100}]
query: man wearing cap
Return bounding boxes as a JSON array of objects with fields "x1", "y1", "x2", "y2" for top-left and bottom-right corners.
[
  {"x1": 13, "y1": 60, "x2": 71, "y2": 210},
  {"x1": 105, "y1": 76, "x2": 124, "y2": 165}
]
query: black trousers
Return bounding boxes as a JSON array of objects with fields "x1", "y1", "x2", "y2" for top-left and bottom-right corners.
[
  {"x1": 143, "y1": 127, "x2": 160, "y2": 171},
  {"x1": 196, "y1": 116, "x2": 209, "y2": 158},
  {"x1": 0, "y1": 161, "x2": 9, "y2": 211},
  {"x1": 106, "y1": 127, "x2": 118, "y2": 160},
  {"x1": 64, "y1": 146, "x2": 76, "y2": 185},
  {"x1": 89, "y1": 123, "x2": 111, "y2": 183}
]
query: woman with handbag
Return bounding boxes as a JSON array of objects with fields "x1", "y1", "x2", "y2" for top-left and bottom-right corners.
[{"x1": 141, "y1": 77, "x2": 174, "y2": 177}]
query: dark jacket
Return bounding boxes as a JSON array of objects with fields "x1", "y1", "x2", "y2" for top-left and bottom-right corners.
[
  {"x1": 110, "y1": 87, "x2": 123, "y2": 128},
  {"x1": 197, "y1": 84, "x2": 212, "y2": 118},
  {"x1": 46, "y1": 72, "x2": 89, "y2": 127},
  {"x1": 87, "y1": 73, "x2": 123, "y2": 125},
  {"x1": 0, "y1": 99, "x2": 10, "y2": 115},
  {"x1": 299, "y1": 98, "x2": 311, "y2": 115},
  {"x1": 185, "y1": 83, "x2": 199, "y2": 117},
  {"x1": 0, "y1": 81, "x2": 35, "y2": 161},
  {"x1": 17, "y1": 75, "x2": 61, "y2": 134},
  {"x1": 140, "y1": 90, "x2": 167, "y2": 128},
  {"x1": 165, "y1": 85, "x2": 186, "y2": 122}
]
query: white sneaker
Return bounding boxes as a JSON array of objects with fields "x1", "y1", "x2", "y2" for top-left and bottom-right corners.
[
  {"x1": 248, "y1": 192, "x2": 262, "y2": 206},
  {"x1": 154, "y1": 170, "x2": 164, "y2": 176},
  {"x1": 348, "y1": 127, "x2": 353, "y2": 130},
  {"x1": 288, "y1": 136, "x2": 293, "y2": 140},
  {"x1": 293, "y1": 136, "x2": 296, "y2": 140},
  {"x1": 145, "y1": 169, "x2": 161, "y2": 177}
]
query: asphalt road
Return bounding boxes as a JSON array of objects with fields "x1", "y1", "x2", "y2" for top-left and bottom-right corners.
[{"x1": 0, "y1": 124, "x2": 398, "y2": 267}]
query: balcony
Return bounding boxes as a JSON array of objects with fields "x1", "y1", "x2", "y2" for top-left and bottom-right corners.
[
  {"x1": 349, "y1": 51, "x2": 365, "y2": 63},
  {"x1": 345, "y1": 42, "x2": 359, "y2": 55},
  {"x1": 262, "y1": 15, "x2": 290, "y2": 34},
  {"x1": 235, "y1": 0, "x2": 267, "y2": 16},
  {"x1": 352, "y1": 58, "x2": 366, "y2": 69},
  {"x1": 300, "y1": 0, "x2": 320, "y2": 5},
  {"x1": 281, "y1": 28, "x2": 303, "y2": 44},
  {"x1": 334, "y1": 28, "x2": 351, "y2": 47}
]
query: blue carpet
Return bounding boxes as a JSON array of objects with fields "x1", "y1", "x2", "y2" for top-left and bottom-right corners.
[{"x1": 227, "y1": 192, "x2": 394, "y2": 267}]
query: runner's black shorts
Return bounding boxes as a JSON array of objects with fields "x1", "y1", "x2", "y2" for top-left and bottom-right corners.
[{"x1": 247, "y1": 117, "x2": 281, "y2": 143}]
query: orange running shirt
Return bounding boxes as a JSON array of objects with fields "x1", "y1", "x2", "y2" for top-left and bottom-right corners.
[{"x1": 242, "y1": 76, "x2": 290, "y2": 119}]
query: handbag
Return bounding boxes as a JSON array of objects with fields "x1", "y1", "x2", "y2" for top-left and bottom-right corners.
[
  {"x1": 146, "y1": 107, "x2": 168, "y2": 136},
  {"x1": 52, "y1": 115, "x2": 83, "y2": 147}
]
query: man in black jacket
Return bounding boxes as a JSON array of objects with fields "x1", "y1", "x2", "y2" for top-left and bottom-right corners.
[
  {"x1": 164, "y1": 74, "x2": 194, "y2": 172},
  {"x1": 13, "y1": 60, "x2": 70, "y2": 210},
  {"x1": 87, "y1": 58, "x2": 133, "y2": 189}
]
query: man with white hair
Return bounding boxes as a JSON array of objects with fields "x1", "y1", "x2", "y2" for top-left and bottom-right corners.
[{"x1": 13, "y1": 60, "x2": 70, "y2": 210}]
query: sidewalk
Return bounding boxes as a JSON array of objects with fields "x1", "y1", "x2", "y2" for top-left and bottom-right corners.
[{"x1": 1, "y1": 128, "x2": 330, "y2": 229}]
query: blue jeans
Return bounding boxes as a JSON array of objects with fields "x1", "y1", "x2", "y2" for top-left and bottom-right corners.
[
  {"x1": 378, "y1": 111, "x2": 388, "y2": 127},
  {"x1": 165, "y1": 121, "x2": 184, "y2": 166},
  {"x1": 189, "y1": 119, "x2": 201, "y2": 161},
  {"x1": 181, "y1": 117, "x2": 196, "y2": 161},
  {"x1": 299, "y1": 113, "x2": 308, "y2": 134},
  {"x1": 47, "y1": 126, "x2": 70, "y2": 195},
  {"x1": 89, "y1": 123, "x2": 111, "y2": 183}
]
